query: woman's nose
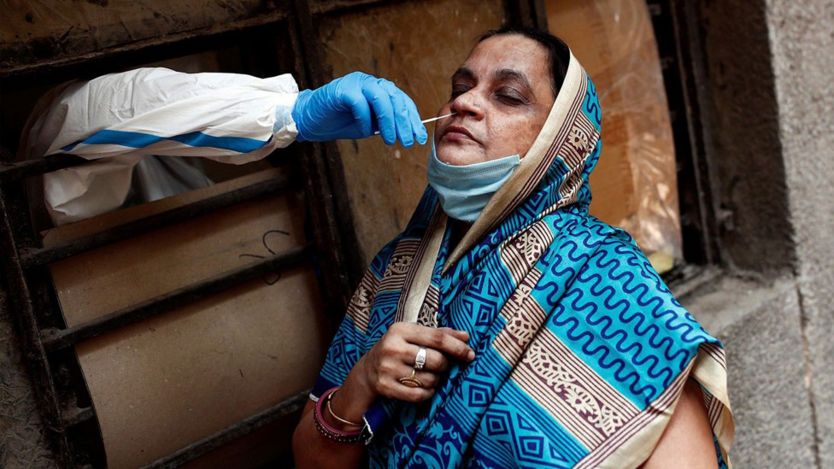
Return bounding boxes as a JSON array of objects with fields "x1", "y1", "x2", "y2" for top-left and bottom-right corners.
[{"x1": 450, "y1": 91, "x2": 484, "y2": 119}]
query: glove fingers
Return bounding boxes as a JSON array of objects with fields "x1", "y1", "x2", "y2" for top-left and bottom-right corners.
[
  {"x1": 403, "y1": 92, "x2": 428, "y2": 145},
  {"x1": 379, "y1": 79, "x2": 415, "y2": 148},
  {"x1": 344, "y1": 82, "x2": 374, "y2": 137},
  {"x1": 362, "y1": 80, "x2": 396, "y2": 145}
]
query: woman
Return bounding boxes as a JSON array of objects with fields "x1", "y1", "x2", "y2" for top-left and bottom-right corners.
[{"x1": 293, "y1": 27, "x2": 734, "y2": 468}]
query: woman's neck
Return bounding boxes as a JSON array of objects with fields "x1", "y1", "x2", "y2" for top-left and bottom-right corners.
[{"x1": 448, "y1": 218, "x2": 473, "y2": 254}]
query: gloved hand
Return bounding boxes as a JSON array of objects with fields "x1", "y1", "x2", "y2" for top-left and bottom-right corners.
[{"x1": 291, "y1": 71, "x2": 428, "y2": 147}]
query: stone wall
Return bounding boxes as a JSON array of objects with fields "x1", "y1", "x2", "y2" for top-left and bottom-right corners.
[
  {"x1": 765, "y1": 0, "x2": 834, "y2": 466},
  {"x1": 679, "y1": 0, "x2": 834, "y2": 466}
]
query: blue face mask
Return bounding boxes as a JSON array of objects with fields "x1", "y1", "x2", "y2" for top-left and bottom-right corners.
[{"x1": 427, "y1": 142, "x2": 520, "y2": 222}]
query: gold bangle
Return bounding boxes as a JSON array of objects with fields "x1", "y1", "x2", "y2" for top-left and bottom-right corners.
[{"x1": 326, "y1": 389, "x2": 363, "y2": 427}]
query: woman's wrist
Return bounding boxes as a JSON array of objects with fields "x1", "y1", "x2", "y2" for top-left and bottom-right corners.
[{"x1": 328, "y1": 361, "x2": 377, "y2": 427}]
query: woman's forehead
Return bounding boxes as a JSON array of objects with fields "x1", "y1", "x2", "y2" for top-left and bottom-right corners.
[{"x1": 462, "y1": 35, "x2": 550, "y2": 80}]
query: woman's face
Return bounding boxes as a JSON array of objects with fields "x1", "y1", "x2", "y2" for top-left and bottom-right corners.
[{"x1": 434, "y1": 34, "x2": 556, "y2": 166}]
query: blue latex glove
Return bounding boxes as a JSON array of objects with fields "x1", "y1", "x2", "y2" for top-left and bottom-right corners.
[{"x1": 291, "y1": 71, "x2": 428, "y2": 147}]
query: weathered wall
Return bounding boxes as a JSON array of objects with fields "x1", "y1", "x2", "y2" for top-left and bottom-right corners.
[
  {"x1": 764, "y1": 1, "x2": 834, "y2": 466},
  {"x1": 688, "y1": 0, "x2": 795, "y2": 274},
  {"x1": 680, "y1": 0, "x2": 834, "y2": 467},
  {"x1": 682, "y1": 276, "x2": 818, "y2": 468},
  {"x1": 0, "y1": 0, "x2": 289, "y2": 73}
]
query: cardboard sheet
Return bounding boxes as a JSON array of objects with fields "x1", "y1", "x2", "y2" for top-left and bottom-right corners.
[
  {"x1": 548, "y1": 0, "x2": 683, "y2": 262},
  {"x1": 45, "y1": 169, "x2": 329, "y2": 467}
]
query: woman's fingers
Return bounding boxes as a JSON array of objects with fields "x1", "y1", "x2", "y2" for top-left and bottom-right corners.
[
  {"x1": 397, "y1": 345, "x2": 449, "y2": 372},
  {"x1": 388, "y1": 322, "x2": 474, "y2": 362},
  {"x1": 391, "y1": 384, "x2": 435, "y2": 403},
  {"x1": 416, "y1": 328, "x2": 474, "y2": 362},
  {"x1": 382, "y1": 366, "x2": 441, "y2": 402},
  {"x1": 442, "y1": 327, "x2": 471, "y2": 345},
  {"x1": 363, "y1": 323, "x2": 475, "y2": 402}
]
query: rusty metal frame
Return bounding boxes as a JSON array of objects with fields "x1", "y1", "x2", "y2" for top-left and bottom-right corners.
[
  {"x1": 0, "y1": 0, "x2": 396, "y2": 80},
  {"x1": 0, "y1": 167, "x2": 313, "y2": 466},
  {"x1": 0, "y1": 180, "x2": 76, "y2": 466},
  {"x1": 142, "y1": 390, "x2": 310, "y2": 469},
  {"x1": 286, "y1": 0, "x2": 366, "y2": 310},
  {"x1": 20, "y1": 174, "x2": 292, "y2": 268},
  {"x1": 40, "y1": 247, "x2": 310, "y2": 353}
]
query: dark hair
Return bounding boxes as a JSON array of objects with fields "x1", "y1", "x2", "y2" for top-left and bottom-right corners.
[{"x1": 477, "y1": 27, "x2": 570, "y2": 97}]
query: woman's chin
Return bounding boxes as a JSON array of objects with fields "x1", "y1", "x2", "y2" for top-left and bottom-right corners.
[{"x1": 436, "y1": 144, "x2": 485, "y2": 166}]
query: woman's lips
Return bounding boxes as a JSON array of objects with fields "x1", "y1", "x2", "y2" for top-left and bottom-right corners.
[{"x1": 441, "y1": 125, "x2": 478, "y2": 143}]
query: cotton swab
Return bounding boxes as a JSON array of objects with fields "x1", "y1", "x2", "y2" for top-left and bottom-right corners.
[{"x1": 373, "y1": 112, "x2": 456, "y2": 135}]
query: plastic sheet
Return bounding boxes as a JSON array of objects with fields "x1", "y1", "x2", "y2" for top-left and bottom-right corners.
[{"x1": 548, "y1": 0, "x2": 683, "y2": 267}]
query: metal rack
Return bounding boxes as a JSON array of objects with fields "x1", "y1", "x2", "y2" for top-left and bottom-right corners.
[{"x1": 0, "y1": 161, "x2": 316, "y2": 465}]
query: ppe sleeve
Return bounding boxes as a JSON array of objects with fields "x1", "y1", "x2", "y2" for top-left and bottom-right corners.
[{"x1": 41, "y1": 67, "x2": 300, "y2": 165}]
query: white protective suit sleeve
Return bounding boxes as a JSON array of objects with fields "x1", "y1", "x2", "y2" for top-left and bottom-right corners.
[{"x1": 28, "y1": 67, "x2": 300, "y2": 225}]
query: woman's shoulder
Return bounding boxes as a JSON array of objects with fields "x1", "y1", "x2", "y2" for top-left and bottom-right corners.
[{"x1": 540, "y1": 210, "x2": 638, "y2": 260}]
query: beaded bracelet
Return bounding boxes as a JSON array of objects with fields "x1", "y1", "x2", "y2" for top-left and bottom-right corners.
[{"x1": 313, "y1": 387, "x2": 369, "y2": 444}]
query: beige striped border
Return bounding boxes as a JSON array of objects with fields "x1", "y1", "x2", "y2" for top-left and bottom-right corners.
[
  {"x1": 499, "y1": 221, "x2": 555, "y2": 285},
  {"x1": 499, "y1": 325, "x2": 639, "y2": 449},
  {"x1": 574, "y1": 344, "x2": 735, "y2": 469},
  {"x1": 345, "y1": 269, "x2": 380, "y2": 332},
  {"x1": 574, "y1": 359, "x2": 695, "y2": 469},
  {"x1": 692, "y1": 344, "x2": 735, "y2": 467},
  {"x1": 379, "y1": 239, "x2": 420, "y2": 293},
  {"x1": 416, "y1": 284, "x2": 441, "y2": 327},
  {"x1": 492, "y1": 269, "x2": 546, "y2": 362},
  {"x1": 399, "y1": 210, "x2": 446, "y2": 323}
]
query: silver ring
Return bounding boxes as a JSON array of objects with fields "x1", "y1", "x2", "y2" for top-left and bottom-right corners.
[{"x1": 414, "y1": 347, "x2": 427, "y2": 370}]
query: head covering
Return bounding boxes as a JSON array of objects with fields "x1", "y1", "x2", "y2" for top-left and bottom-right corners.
[{"x1": 313, "y1": 50, "x2": 734, "y2": 468}]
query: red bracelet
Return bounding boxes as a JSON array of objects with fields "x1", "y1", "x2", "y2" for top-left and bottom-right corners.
[{"x1": 313, "y1": 387, "x2": 368, "y2": 444}]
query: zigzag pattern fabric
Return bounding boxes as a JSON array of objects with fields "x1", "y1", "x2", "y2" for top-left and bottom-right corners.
[{"x1": 313, "y1": 51, "x2": 734, "y2": 468}]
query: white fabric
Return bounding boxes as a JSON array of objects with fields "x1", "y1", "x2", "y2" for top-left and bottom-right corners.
[{"x1": 25, "y1": 67, "x2": 300, "y2": 225}]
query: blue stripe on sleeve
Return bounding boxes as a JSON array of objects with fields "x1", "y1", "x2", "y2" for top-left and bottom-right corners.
[{"x1": 61, "y1": 129, "x2": 269, "y2": 153}]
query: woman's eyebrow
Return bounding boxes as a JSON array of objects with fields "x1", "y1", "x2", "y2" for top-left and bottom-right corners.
[
  {"x1": 493, "y1": 69, "x2": 533, "y2": 92},
  {"x1": 451, "y1": 67, "x2": 476, "y2": 82}
]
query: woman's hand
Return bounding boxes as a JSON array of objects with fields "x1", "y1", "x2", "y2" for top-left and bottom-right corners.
[
  {"x1": 329, "y1": 324, "x2": 475, "y2": 424},
  {"x1": 293, "y1": 324, "x2": 474, "y2": 468},
  {"x1": 359, "y1": 323, "x2": 475, "y2": 401}
]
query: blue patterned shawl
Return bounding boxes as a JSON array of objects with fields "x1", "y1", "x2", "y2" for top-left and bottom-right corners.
[{"x1": 312, "y1": 51, "x2": 734, "y2": 468}]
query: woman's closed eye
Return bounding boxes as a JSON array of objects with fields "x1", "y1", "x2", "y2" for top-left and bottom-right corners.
[{"x1": 495, "y1": 88, "x2": 528, "y2": 105}]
